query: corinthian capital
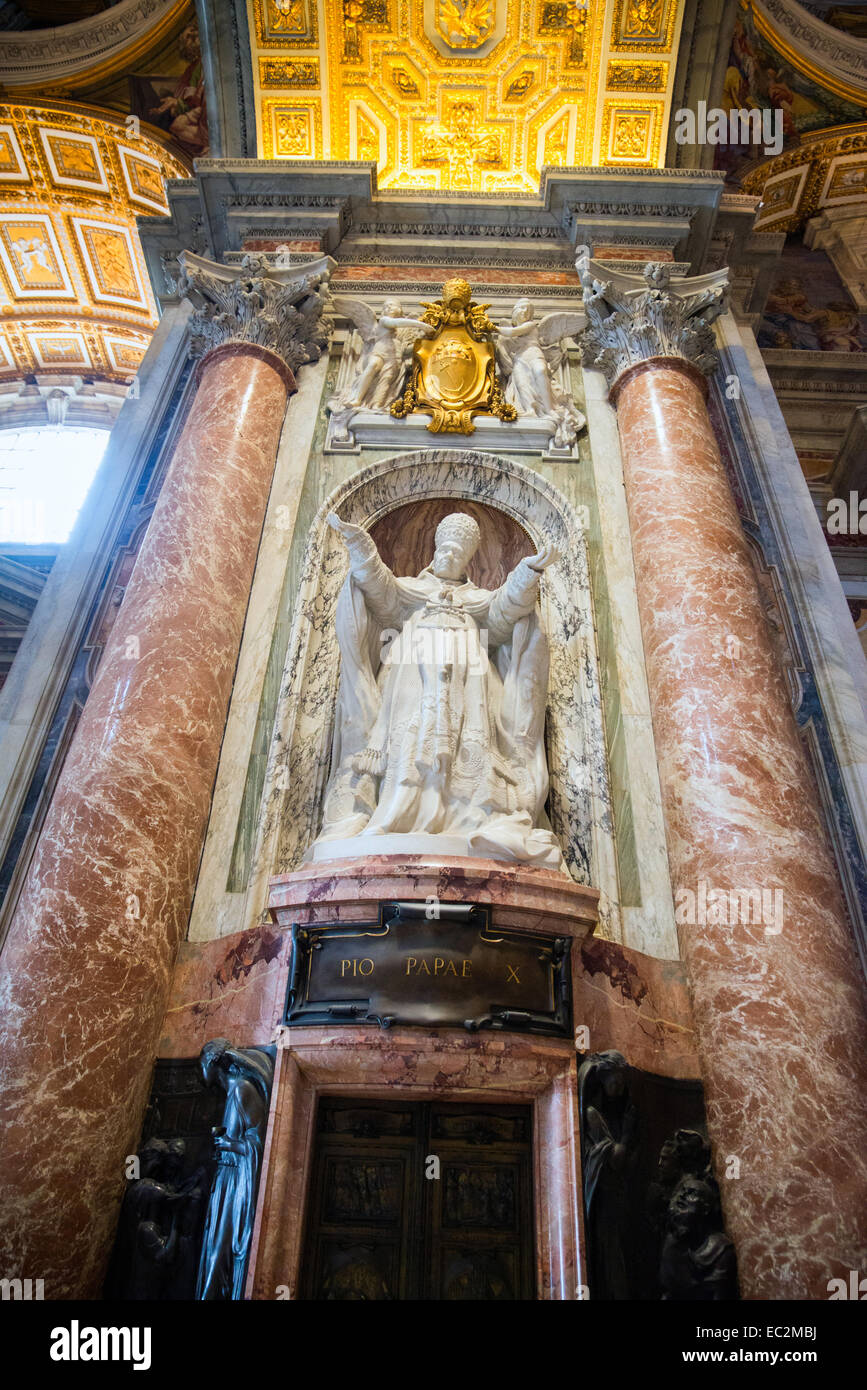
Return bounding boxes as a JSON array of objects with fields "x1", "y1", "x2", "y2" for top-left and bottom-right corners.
[
  {"x1": 577, "y1": 256, "x2": 729, "y2": 388},
  {"x1": 178, "y1": 251, "x2": 336, "y2": 375}
]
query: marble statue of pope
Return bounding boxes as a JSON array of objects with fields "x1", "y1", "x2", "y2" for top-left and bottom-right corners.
[{"x1": 307, "y1": 509, "x2": 567, "y2": 871}]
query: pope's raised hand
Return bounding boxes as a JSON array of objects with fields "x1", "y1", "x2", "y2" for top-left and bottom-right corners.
[
  {"x1": 327, "y1": 511, "x2": 377, "y2": 558},
  {"x1": 526, "y1": 543, "x2": 560, "y2": 572}
]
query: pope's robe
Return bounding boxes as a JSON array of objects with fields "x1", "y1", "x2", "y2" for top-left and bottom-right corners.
[{"x1": 311, "y1": 545, "x2": 566, "y2": 871}]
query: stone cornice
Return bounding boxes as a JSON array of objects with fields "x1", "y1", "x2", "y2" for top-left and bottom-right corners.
[
  {"x1": 140, "y1": 168, "x2": 734, "y2": 285},
  {"x1": 577, "y1": 255, "x2": 730, "y2": 386},
  {"x1": 177, "y1": 251, "x2": 335, "y2": 376}
]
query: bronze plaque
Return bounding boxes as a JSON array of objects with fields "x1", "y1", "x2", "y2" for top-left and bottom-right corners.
[{"x1": 283, "y1": 901, "x2": 571, "y2": 1036}]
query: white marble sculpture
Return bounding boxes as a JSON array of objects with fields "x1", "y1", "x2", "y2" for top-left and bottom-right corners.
[
  {"x1": 307, "y1": 510, "x2": 567, "y2": 870},
  {"x1": 327, "y1": 296, "x2": 434, "y2": 442},
  {"x1": 497, "y1": 299, "x2": 586, "y2": 450}
]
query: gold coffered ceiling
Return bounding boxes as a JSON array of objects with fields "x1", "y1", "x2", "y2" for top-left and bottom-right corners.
[
  {"x1": 250, "y1": 0, "x2": 685, "y2": 189},
  {"x1": 0, "y1": 102, "x2": 187, "y2": 384}
]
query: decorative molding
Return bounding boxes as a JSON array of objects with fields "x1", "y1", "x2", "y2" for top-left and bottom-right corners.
[
  {"x1": 606, "y1": 60, "x2": 667, "y2": 91},
  {"x1": 333, "y1": 249, "x2": 575, "y2": 270},
  {"x1": 354, "y1": 220, "x2": 559, "y2": 239},
  {"x1": 178, "y1": 250, "x2": 335, "y2": 373},
  {"x1": 330, "y1": 279, "x2": 586, "y2": 298},
  {"x1": 567, "y1": 200, "x2": 697, "y2": 221},
  {"x1": 0, "y1": 0, "x2": 188, "y2": 89},
  {"x1": 578, "y1": 255, "x2": 729, "y2": 385},
  {"x1": 224, "y1": 192, "x2": 346, "y2": 208},
  {"x1": 754, "y1": 0, "x2": 867, "y2": 99},
  {"x1": 544, "y1": 164, "x2": 724, "y2": 182}
]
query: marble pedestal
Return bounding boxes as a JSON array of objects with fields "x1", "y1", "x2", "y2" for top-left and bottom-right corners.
[{"x1": 270, "y1": 854, "x2": 598, "y2": 933}]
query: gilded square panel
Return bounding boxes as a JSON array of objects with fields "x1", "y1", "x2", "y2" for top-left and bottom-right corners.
[
  {"x1": 117, "y1": 145, "x2": 169, "y2": 214},
  {"x1": 27, "y1": 329, "x2": 91, "y2": 370},
  {"x1": 823, "y1": 156, "x2": 867, "y2": 204},
  {"x1": 0, "y1": 125, "x2": 29, "y2": 182},
  {"x1": 39, "y1": 128, "x2": 109, "y2": 193},
  {"x1": 0, "y1": 214, "x2": 74, "y2": 299},
  {"x1": 251, "y1": 0, "x2": 318, "y2": 48},
  {"x1": 600, "y1": 101, "x2": 663, "y2": 165},
  {"x1": 71, "y1": 217, "x2": 148, "y2": 309},
  {"x1": 261, "y1": 101, "x2": 320, "y2": 157},
  {"x1": 755, "y1": 167, "x2": 808, "y2": 228},
  {"x1": 610, "y1": 0, "x2": 678, "y2": 52},
  {"x1": 103, "y1": 333, "x2": 148, "y2": 373}
]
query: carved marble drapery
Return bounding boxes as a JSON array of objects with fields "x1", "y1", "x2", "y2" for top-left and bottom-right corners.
[
  {"x1": 0, "y1": 255, "x2": 334, "y2": 1297},
  {"x1": 578, "y1": 256, "x2": 867, "y2": 1298}
]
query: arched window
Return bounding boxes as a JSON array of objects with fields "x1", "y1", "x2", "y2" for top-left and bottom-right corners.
[{"x1": 0, "y1": 426, "x2": 109, "y2": 544}]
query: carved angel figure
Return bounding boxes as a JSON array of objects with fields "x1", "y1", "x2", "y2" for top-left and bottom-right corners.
[
  {"x1": 328, "y1": 296, "x2": 435, "y2": 441},
  {"x1": 497, "y1": 299, "x2": 586, "y2": 450}
]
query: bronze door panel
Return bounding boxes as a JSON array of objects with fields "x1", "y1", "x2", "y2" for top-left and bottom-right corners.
[{"x1": 300, "y1": 1098, "x2": 534, "y2": 1300}]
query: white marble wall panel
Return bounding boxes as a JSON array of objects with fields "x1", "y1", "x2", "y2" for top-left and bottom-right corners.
[{"x1": 582, "y1": 365, "x2": 679, "y2": 959}]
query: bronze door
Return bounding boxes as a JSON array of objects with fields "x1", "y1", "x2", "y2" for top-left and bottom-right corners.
[{"x1": 300, "y1": 1097, "x2": 535, "y2": 1300}]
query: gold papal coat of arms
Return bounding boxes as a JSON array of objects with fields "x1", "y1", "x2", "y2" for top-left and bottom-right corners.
[{"x1": 391, "y1": 278, "x2": 517, "y2": 434}]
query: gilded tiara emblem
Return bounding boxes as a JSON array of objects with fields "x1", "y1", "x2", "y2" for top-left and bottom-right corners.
[{"x1": 391, "y1": 279, "x2": 517, "y2": 435}]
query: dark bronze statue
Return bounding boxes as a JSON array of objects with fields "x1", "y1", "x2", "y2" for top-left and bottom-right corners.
[
  {"x1": 648, "y1": 1126, "x2": 738, "y2": 1300},
  {"x1": 195, "y1": 1039, "x2": 274, "y2": 1301},
  {"x1": 647, "y1": 1127, "x2": 710, "y2": 1232},
  {"x1": 108, "y1": 1137, "x2": 206, "y2": 1300},
  {"x1": 578, "y1": 1050, "x2": 637, "y2": 1299},
  {"x1": 659, "y1": 1174, "x2": 737, "y2": 1300}
]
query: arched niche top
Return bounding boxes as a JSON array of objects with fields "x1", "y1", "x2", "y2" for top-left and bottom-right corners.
[{"x1": 318, "y1": 448, "x2": 588, "y2": 555}]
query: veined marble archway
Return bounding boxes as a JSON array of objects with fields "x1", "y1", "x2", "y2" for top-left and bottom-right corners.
[{"x1": 247, "y1": 448, "x2": 620, "y2": 936}]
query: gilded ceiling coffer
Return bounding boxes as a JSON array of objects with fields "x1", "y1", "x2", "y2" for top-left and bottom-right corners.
[{"x1": 390, "y1": 277, "x2": 518, "y2": 434}]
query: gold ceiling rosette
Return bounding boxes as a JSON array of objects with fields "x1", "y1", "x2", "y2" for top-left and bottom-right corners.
[{"x1": 391, "y1": 277, "x2": 517, "y2": 434}]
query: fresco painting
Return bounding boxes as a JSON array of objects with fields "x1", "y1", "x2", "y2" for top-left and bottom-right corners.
[
  {"x1": 129, "y1": 20, "x2": 209, "y2": 160},
  {"x1": 715, "y1": 2, "x2": 865, "y2": 180},
  {"x1": 757, "y1": 239, "x2": 867, "y2": 352}
]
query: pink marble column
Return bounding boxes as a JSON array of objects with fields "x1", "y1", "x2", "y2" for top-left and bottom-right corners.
[
  {"x1": 0, "y1": 334, "x2": 295, "y2": 1296},
  {"x1": 582, "y1": 261, "x2": 867, "y2": 1298}
]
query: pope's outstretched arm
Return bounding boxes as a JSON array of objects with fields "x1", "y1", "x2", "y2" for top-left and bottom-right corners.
[
  {"x1": 487, "y1": 542, "x2": 559, "y2": 642},
  {"x1": 327, "y1": 511, "x2": 403, "y2": 626}
]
